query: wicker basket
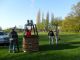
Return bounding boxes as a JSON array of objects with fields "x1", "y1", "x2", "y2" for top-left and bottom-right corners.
[{"x1": 22, "y1": 35, "x2": 39, "y2": 52}]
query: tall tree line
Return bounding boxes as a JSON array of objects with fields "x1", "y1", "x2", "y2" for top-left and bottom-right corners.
[
  {"x1": 36, "y1": 10, "x2": 62, "y2": 32},
  {"x1": 36, "y1": 1, "x2": 80, "y2": 32}
]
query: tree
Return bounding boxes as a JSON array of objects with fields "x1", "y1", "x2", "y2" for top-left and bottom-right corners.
[
  {"x1": 61, "y1": 2, "x2": 80, "y2": 32},
  {"x1": 51, "y1": 17, "x2": 62, "y2": 30},
  {"x1": 45, "y1": 12, "x2": 49, "y2": 31},
  {"x1": 72, "y1": 2, "x2": 80, "y2": 16},
  {"x1": 36, "y1": 9, "x2": 41, "y2": 31},
  {"x1": 51, "y1": 13, "x2": 54, "y2": 26},
  {"x1": 42, "y1": 12, "x2": 46, "y2": 31},
  {"x1": 71, "y1": 2, "x2": 80, "y2": 32},
  {"x1": 36, "y1": 9, "x2": 41, "y2": 24},
  {"x1": 61, "y1": 15, "x2": 80, "y2": 32}
]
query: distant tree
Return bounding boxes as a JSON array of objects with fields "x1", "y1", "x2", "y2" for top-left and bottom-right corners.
[
  {"x1": 61, "y1": 1, "x2": 80, "y2": 32},
  {"x1": 4, "y1": 26, "x2": 23, "y2": 33},
  {"x1": 62, "y1": 15, "x2": 80, "y2": 32},
  {"x1": 36, "y1": 9, "x2": 41, "y2": 31},
  {"x1": 4, "y1": 28, "x2": 11, "y2": 33},
  {"x1": 45, "y1": 12, "x2": 49, "y2": 31},
  {"x1": 51, "y1": 13, "x2": 54, "y2": 26},
  {"x1": 42, "y1": 12, "x2": 44, "y2": 23},
  {"x1": 42, "y1": 12, "x2": 46, "y2": 31},
  {"x1": 36, "y1": 9, "x2": 41, "y2": 24},
  {"x1": 51, "y1": 17, "x2": 62, "y2": 30},
  {"x1": 72, "y1": 2, "x2": 80, "y2": 16}
]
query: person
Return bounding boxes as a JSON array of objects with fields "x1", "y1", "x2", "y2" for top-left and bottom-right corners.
[
  {"x1": 55, "y1": 29, "x2": 59, "y2": 45},
  {"x1": 22, "y1": 29, "x2": 31, "y2": 52},
  {"x1": 9, "y1": 28, "x2": 19, "y2": 53},
  {"x1": 25, "y1": 29, "x2": 31, "y2": 37},
  {"x1": 48, "y1": 30, "x2": 55, "y2": 45}
]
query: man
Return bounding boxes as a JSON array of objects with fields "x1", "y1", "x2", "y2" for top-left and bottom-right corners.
[
  {"x1": 55, "y1": 29, "x2": 59, "y2": 45},
  {"x1": 48, "y1": 30, "x2": 54, "y2": 45},
  {"x1": 9, "y1": 28, "x2": 19, "y2": 53}
]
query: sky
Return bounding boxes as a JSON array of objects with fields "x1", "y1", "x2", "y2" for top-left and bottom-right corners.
[{"x1": 0, "y1": 0, "x2": 80, "y2": 29}]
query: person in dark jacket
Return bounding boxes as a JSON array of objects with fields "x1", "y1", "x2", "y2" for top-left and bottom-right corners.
[
  {"x1": 9, "y1": 28, "x2": 19, "y2": 53},
  {"x1": 48, "y1": 30, "x2": 55, "y2": 45}
]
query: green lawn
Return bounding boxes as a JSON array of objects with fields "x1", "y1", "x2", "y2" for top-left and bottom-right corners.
[{"x1": 0, "y1": 32, "x2": 80, "y2": 60}]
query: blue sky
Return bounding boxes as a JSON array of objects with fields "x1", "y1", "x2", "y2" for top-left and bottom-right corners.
[{"x1": 0, "y1": 0, "x2": 80, "y2": 29}]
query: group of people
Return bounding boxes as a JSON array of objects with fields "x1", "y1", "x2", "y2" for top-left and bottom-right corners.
[
  {"x1": 9, "y1": 27, "x2": 59, "y2": 53},
  {"x1": 9, "y1": 28, "x2": 31, "y2": 53},
  {"x1": 48, "y1": 30, "x2": 59, "y2": 46}
]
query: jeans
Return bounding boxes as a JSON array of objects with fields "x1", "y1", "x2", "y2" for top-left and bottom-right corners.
[
  {"x1": 16, "y1": 41, "x2": 19, "y2": 52},
  {"x1": 55, "y1": 35, "x2": 58, "y2": 44},
  {"x1": 49, "y1": 36, "x2": 54, "y2": 45},
  {"x1": 9, "y1": 40, "x2": 16, "y2": 53}
]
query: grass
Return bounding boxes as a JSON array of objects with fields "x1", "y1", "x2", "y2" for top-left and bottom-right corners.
[{"x1": 0, "y1": 32, "x2": 80, "y2": 60}]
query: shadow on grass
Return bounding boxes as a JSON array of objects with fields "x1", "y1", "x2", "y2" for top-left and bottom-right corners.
[
  {"x1": 60, "y1": 34, "x2": 80, "y2": 41},
  {"x1": 1, "y1": 49, "x2": 80, "y2": 60},
  {"x1": 70, "y1": 42, "x2": 80, "y2": 44},
  {"x1": 39, "y1": 43, "x2": 80, "y2": 51},
  {"x1": 2, "y1": 54, "x2": 79, "y2": 60}
]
